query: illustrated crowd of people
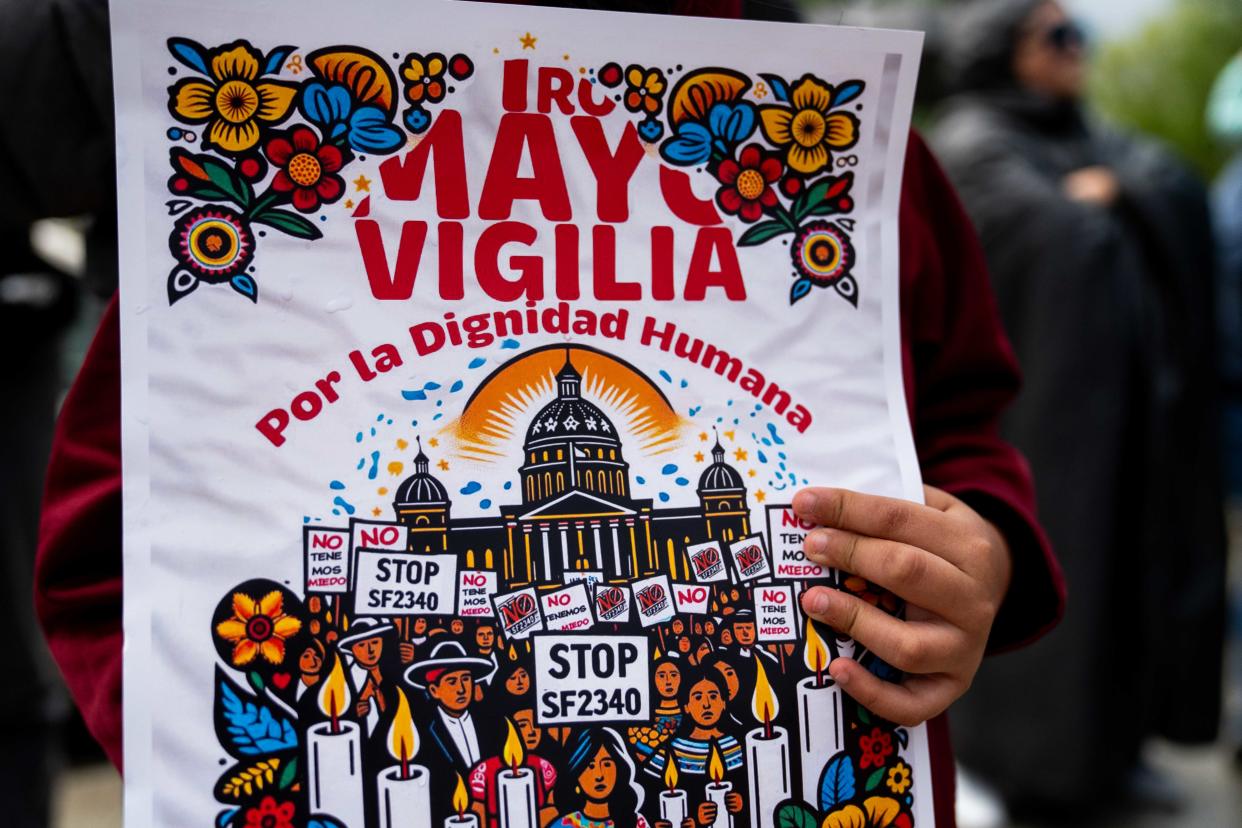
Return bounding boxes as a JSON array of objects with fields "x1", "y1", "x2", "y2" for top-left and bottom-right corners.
[{"x1": 288, "y1": 583, "x2": 829, "y2": 828}]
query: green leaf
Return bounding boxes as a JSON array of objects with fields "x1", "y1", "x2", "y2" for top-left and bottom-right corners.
[
  {"x1": 857, "y1": 706, "x2": 871, "y2": 725},
  {"x1": 247, "y1": 671, "x2": 264, "y2": 693},
  {"x1": 775, "y1": 802, "x2": 817, "y2": 828},
  {"x1": 738, "y1": 220, "x2": 791, "y2": 246},
  {"x1": 252, "y1": 209, "x2": 323, "y2": 240},
  {"x1": 278, "y1": 757, "x2": 297, "y2": 789},
  {"x1": 865, "y1": 768, "x2": 885, "y2": 792},
  {"x1": 201, "y1": 157, "x2": 253, "y2": 207}
]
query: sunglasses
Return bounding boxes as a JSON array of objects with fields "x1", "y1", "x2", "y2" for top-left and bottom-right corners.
[{"x1": 1044, "y1": 21, "x2": 1086, "y2": 52}]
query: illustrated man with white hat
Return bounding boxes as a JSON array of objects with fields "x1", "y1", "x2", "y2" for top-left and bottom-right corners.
[
  {"x1": 336, "y1": 617, "x2": 395, "y2": 736},
  {"x1": 405, "y1": 640, "x2": 496, "y2": 773}
]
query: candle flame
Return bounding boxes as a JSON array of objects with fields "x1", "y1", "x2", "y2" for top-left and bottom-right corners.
[
  {"x1": 387, "y1": 688, "x2": 418, "y2": 764},
  {"x1": 663, "y1": 752, "x2": 679, "y2": 790},
  {"x1": 750, "y1": 656, "x2": 779, "y2": 723},
  {"x1": 318, "y1": 654, "x2": 350, "y2": 719},
  {"x1": 708, "y1": 744, "x2": 725, "y2": 783},
  {"x1": 453, "y1": 772, "x2": 469, "y2": 815},
  {"x1": 502, "y1": 717, "x2": 525, "y2": 769},
  {"x1": 508, "y1": 644, "x2": 518, "y2": 660},
  {"x1": 804, "y1": 618, "x2": 828, "y2": 675}
]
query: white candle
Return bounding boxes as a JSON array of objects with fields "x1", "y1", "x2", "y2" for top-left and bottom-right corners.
[
  {"x1": 376, "y1": 764, "x2": 432, "y2": 828},
  {"x1": 659, "y1": 788, "x2": 688, "y2": 826},
  {"x1": 705, "y1": 781, "x2": 733, "y2": 828},
  {"x1": 308, "y1": 720, "x2": 365, "y2": 828},
  {"x1": 498, "y1": 767, "x2": 538, "y2": 828},
  {"x1": 795, "y1": 677, "x2": 845, "y2": 806},
  {"x1": 744, "y1": 726, "x2": 791, "y2": 828},
  {"x1": 446, "y1": 813, "x2": 481, "y2": 828}
]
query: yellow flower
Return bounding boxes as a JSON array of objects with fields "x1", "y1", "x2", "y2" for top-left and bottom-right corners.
[
  {"x1": 820, "y1": 797, "x2": 902, "y2": 828},
  {"x1": 170, "y1": 43, "x2": 297, "y2": 153},
  {"x1": 886, "y1": 762, "x2": 912, "y2": 795},
  {"x1": 759, "y1": 76, "x2": 859, "y2": 174},
  {"x1": 216, "y1": 590, "x2": 302, "y2": 666}
]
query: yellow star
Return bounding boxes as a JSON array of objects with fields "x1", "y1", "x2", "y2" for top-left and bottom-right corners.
[
  {"x1": 699, "y1": 432, "x2": 708, "y2": 442},
  {"x1": 519, "y1": 32, "x2": 537, "y2": 50},
  {"x1": 353, "y1": 174, "x2": 371, "y2": 192},
  {"x1": 437, "y1": 459, "x2": 450, "y2": 471},
  {"x1": 755, "y1": 489, "x2": 766, "y2": 503},
  {"x1": 344, "y1": 198, "x2": 354, "y2": 209},
  {"x1": 747, "y1": 469, "x2": 757, "y2": 478},
  {"x1": 429, "y1": 437, "x2": 439, "y2": 448},
  {"x1": 733, "y1": 448, "x2": 748, "y2": 462},
  {"x1": 371, "y1": 506, "x2": 383, "y2": 516},
  {"x1": 724, "y1": 430, "x2": 735, "y2": 441},
  {"x1": 694, "y1": 451, "x2": 705, "y2": 463}
]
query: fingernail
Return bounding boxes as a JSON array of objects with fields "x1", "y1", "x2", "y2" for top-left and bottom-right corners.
[
  {"x1": 794, "y1": 490, "x2": 819, "y2": 516},
  {"x1": 805, "y1": 530, "x2": 828, "y2": 556},
  {"x1": 804, "y1": 589, "x2": 830, "y2": 615}
]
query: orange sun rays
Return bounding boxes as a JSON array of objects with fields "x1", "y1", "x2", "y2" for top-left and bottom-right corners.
[{"x1": 445, "y1": 348, "x2": 686, "y2": 464}]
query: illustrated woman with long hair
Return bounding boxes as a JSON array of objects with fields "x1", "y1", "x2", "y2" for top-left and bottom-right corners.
[{"x1": 552, "y1": 727, "x2": 647, "y2": 828}]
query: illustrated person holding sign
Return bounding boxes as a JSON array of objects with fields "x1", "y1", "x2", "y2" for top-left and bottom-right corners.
[{"x1": 336, "y1": 618, "x2": 396, "y2": 736}]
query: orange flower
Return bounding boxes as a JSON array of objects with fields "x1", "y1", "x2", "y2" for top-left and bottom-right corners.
[
  {"x1": 402, "y1": 53, "x2": 447, "y2": 104},
  {"x1": 216, "y1": 590, "x2": 301, "y2": 666},
  {"x1": 624, "y1": 66, "x2": 666, "y2": 115},
  {"x1": 759, "y1": 76, "x2": 859, "y2": 174},
  {"x1": 169, "y1": 43, "x2": 297, "y2": 153}
]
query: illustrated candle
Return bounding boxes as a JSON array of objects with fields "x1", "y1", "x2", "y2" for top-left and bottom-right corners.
[
  {"x1": 377, "y1": 689, "x2": 432, "y2": 828},
  {"x1": 498, "y1": 719, "x2": 538, "y2": 828},
  {"x1": 705, "y1": 746, "x2": 733, "y2": 828},
  {"x1": 658, "y1": 753, "x2": 688, "y2": 826},
  {"x1": 308, "y1": 657, "x2": 365, "y2": 827},
  {"x1": 796, "y1": 621, "x2": 845, "y2": 805},
  {"x1": 445, "y1": 773, "x2": 481, "y2": 828},
  {"x1": 744, "y1": 659, "x2": 791, "y2": 828}
]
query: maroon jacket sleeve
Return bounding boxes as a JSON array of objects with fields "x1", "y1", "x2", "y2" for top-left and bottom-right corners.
[
  {"x1": 35, "y1": 296, "x2": 124, "y2": 770},
  {"x1": 898, "y1": 132, "x2": 1066, "y2": 653}
]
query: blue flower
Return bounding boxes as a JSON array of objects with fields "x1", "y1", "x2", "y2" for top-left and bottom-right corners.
[
  {"x1": 300, "y1": 81, "x2": 403, "y2": 154},
  {"x1": 404, "y1": 107, "x2": 431, "y2": 134},
  {"x1": 659, "y1": 101, "x2": 757, "y2": 166},
  {"x1": 638, "y1": 118, "x2": 665, "y2": 142}
]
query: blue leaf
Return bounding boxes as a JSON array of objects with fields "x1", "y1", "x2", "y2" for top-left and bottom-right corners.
[
  {"x1": 831, "y1": 81, "x2": 865, "y2": 108},
  {"x1": 819, "y1": 751, "x2": 856, "y2": 811},
  {"x1": 659, "y1": 122, "x2": 711, "y2": 165},
  {"x1": 638, "y1": 118, "x2": 665, "y2": 142},
  {"x1": 216, "y1": 671, "x2": 297, "y2": 757},
  {"x1": 349, "y1": 107, "x2": 404, "y2": 153},
  {"x1": 216, "y1": 808, "x2": 239, "y2": 828},
  {"x1": 789, "y1": 277, "x2": 813, "y2": 305},
  {"x1": 301, "y1": 82, "x2": 354, "y2": 127},
  {"x1": 308, "y1": 819, "x2": 346, "y2": 828},
  {"x1": 760, "y1": 74, "x2": 791, "y2": 103},
  {"x1": 168, "y1": 38, "x2": 210, "y2": 75},
  {"x1": 263, "y1": 46, "x2": 296, "y2": 77},
  {"x1": 708, "y1": 102, "x2": 756, "y2": 143}
]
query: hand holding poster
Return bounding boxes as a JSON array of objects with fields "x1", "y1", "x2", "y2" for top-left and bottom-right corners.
[{"x1": 111, "y1": 1, "x2": 930, "y2": 825}]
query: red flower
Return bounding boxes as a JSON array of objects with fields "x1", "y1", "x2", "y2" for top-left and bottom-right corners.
[
  {"x1": 265, "y1": 126, "x2": 344, "y2": 213},
  {"x1": 716, "y1": 144, "x2": 782, "y2": 222},
  {"x1": 859, "y1": 726, "x2": 894, "y2": 769},
  {"x1": 244, "y1": 796, "x2": 294, "y2": 828}
]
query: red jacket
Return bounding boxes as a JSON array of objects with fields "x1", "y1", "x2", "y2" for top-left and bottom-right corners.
[{"x1": 34, "y1": 131, "x2": 1063, "y2": 827}]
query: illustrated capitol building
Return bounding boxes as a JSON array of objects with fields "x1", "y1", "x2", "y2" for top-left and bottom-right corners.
[{"x1": 392, "y1": 355, "x2": 753, "y2": 587}]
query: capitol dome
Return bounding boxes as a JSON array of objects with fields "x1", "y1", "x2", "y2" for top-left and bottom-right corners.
[
  {"x1": 698, "y1": 434, "x2": 745, "y2": 492},
  {"x1": 393, "y1": 439, "x2": 449, "y2": 505},
  {"x1": 525, "y1": 358, "x2": 621, "y2": 445}
]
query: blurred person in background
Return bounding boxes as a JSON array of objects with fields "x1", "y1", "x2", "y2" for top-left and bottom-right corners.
[
  {"x1": 0, "y1": 0, "x2": 114, "y2": 824},
  {"x1": 930, "y1": 0, "x2": 1228, "y2": 819},
  {"x1": 1209, "y1": 51, "x2": 1242, "y2": 497}
]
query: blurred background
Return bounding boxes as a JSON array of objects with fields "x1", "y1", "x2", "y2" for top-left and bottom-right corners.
[{"x1": 4, "y1": 0, "x2": 1241, "y2": 826}]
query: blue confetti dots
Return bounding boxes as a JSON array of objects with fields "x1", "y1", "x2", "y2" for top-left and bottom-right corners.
[
  {"x1": 450, "y1": 380, "x2": 464, "y2": 393},
  {"x1": 658, "y1": 492, "x2": 670, "y2": 502},
  {"x1": 659, "y1": 370, "x2": 673, "y2": 384},
  {"x1": 402, "y1": 389, "x2": 428, "y2": 401},
  {"x1": 460, "y1": 481, "x2": 482, "y2": 495},
  {"x1": 503, "y1": 481, "x2": 513, "y2": 491},
  {"x1": 367, "y1": 451, "x2": 380, "y2": 480},
  {"x1": 468, "y1": 357, "x2": 487, "y2": 369},
  {"x1": 376, "y1": 413, "x2": 385, "y2": 422},
  {"x1": 501, "y1": 338, "x2": 520, "y2": 349},
  {"x1": 766, "y1": 423, "x2": 785, "y2": 445},
  {"x1": 480, "y1": 499, "x2": 492, "y2": 509},
  {"x1": 356, "y1": 457, "x2": 366, "y2": 470},
  {"x1": 674, "y1": 477, "x2": 689, "y2": 486},
  {"x1": 332, "y1": 495, "x2": 356, "y2": 515},
  {"x1": 660, "y1": 464, "x2": 679, "y2": 475},
  {"x1": 425, "y1": 382, "x2": 442, "y2": 390},
  {"x1": 355, "y1": 432, "x2": 364, "y2": 442},
  {"x1": 636, "y1": 475, "x2": 646, "y2": 485},
  {"x1": 330, "y1": 480, "x2": 346, "y2": 490},
  {"x1": 757, "y1": 450, "x2": 768, "y2": 464}
]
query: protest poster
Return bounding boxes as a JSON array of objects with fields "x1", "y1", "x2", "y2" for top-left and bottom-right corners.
[{"x1": 111, "y1": 1, "x2": 930, "y2": 824}]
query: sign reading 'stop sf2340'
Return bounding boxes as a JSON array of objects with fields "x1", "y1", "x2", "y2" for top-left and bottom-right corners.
[{"x1": 111, "y1": 2, "x2": 929, "y2": 826}]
